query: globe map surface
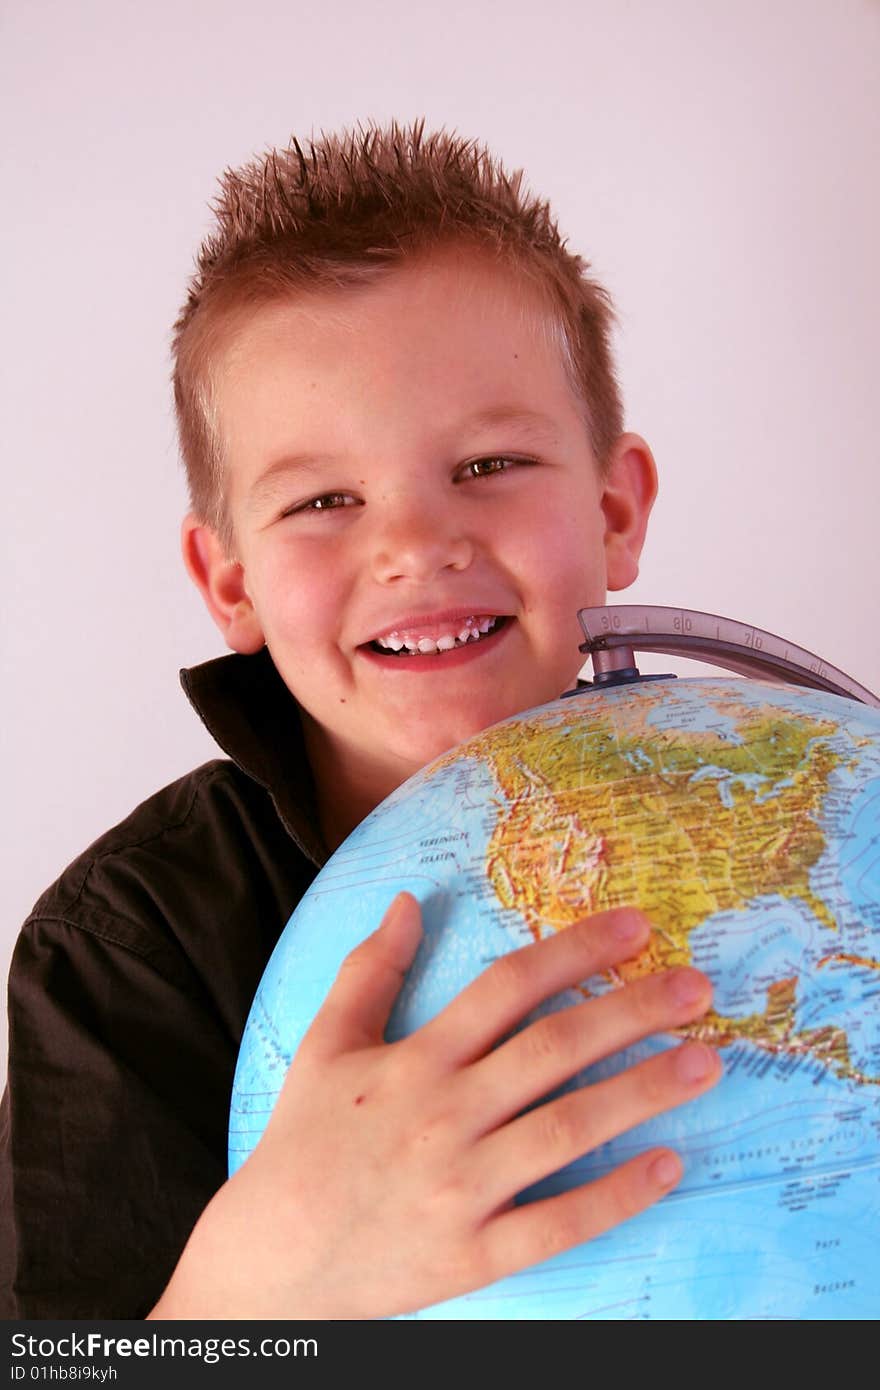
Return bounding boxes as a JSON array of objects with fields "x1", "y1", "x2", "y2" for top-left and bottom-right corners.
[{"x1": 230, "y1": 676, "x2": 880, "y2": 1319}]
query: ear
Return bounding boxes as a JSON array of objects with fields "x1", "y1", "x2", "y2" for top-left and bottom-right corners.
[
  {"x1": 600, "y1": 433, "x2": 659, "y2": 592},
  {"x1": 180, "y1": 512, "x2": 266, "y2": 654}
]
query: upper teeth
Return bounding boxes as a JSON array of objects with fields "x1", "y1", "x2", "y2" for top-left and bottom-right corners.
[{"x1": 376, "y1": 616, "x2": 499, "y2": 653}]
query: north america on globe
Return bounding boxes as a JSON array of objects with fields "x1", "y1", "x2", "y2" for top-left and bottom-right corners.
[{"x1": 432, "y1": 680, "x2": 880, "y2": 1089}]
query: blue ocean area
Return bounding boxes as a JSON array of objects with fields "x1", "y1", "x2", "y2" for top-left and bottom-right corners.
[
  {"x1": 415, "y1": 1166, "x2": 880, "y2": 1319},
  {"x1": 315, "y1": 748, "x2": 496, "y2": 895},
  {"x1": 232, "y1": 752, "x2": 519, "y2": 1125},
  {"x1": 641, "y1": 678, "x2": 879, "y2": 753},
  {"x1": 641, "y1": 679, "x2": 746, "y2": 742},
  {"x1": 688, "y1": 895, "x2": 818, "y2": 1015},
  {"x1": 833, "y1": 772, "x2": 880, "y2": 925}
]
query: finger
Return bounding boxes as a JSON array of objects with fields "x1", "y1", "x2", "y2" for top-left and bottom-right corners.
[
  {"x1": 473, "y1": 1040, "x2": 721, "y2": 1209},
  {"x1": 303, "y1": 892, "x2": 423, "y2": 1056},
  {"x1": 415, "y1": 908, "x2": 651, "y2": 1067},
  {"x1": 477, "y1": 1146, "x2": 684, "y2": 1286},
  {"x1": 466, "y1": 965, "x2": 713, "y2": 1132}
]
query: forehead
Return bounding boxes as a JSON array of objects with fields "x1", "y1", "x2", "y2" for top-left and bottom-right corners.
[{"x1": 213, "y1": 249, "x2": 588, "y2": 475}]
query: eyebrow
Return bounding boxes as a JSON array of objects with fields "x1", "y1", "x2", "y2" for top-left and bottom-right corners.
[
  {"x1": 246, "y1": 406, "x2": 561, "y2": 512},
  {"x1": 247, "y1": 452, "x2": 340, "y2": 513},
  {"x1": 457, "y1": 406, "x2": 561, "y2": 439}
]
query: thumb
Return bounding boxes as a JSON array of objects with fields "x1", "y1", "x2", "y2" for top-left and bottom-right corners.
[{"x1": 303, "y1": 892, "x2": 423, "y2": 1056}]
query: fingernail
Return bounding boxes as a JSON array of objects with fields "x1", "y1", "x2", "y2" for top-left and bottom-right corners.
[
  {"x1": 668, "y1": 968, "x2": 708, "y2": 1006},
  {"x1": 649, "y1": 1152, "x2": 682, "y2": 1188},
  {"x1": 612, "y1": 911, "x2": 648, "y2": 942},
  {"x1": 675, "y1": 1042, "x2": 716, "y2": 1084}
]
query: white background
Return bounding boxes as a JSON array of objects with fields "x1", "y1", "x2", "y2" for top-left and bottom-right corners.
[{"x1": 3, "y1": 0, "x2": 879, "y2": 1073}]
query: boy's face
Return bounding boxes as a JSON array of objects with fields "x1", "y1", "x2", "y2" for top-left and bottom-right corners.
[{"x1": 185, "y1": 248, "x2": 656, "y2": 811}]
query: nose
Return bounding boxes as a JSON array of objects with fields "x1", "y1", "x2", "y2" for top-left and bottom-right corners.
[{"x1": 369, "y1": 490, "x2": 474, "y2": 584}]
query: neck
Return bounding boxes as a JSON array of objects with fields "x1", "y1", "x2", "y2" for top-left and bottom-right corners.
[{"x1": 300, "y1": 712, "x2": 419, "y2": 854}]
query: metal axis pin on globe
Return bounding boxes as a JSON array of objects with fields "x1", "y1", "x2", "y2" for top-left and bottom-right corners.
[{"x1": 576, "y1": 604, "x2": 880, "y2": 708}]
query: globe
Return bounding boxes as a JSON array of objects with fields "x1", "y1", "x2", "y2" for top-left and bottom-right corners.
[{"x1": 229, "y1": 675, "x2": 880, "y2": 1319}]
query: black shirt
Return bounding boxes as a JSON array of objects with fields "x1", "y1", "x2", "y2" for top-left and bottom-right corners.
[{"x1": 0, "y1": 649, "x2": 326, "y2": 1318}]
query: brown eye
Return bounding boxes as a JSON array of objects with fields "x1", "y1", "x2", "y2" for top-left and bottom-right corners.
[
  {"x1": 310, "y1": 493, "x2": 353, "y2": 509},
  {"x1": 283, "y1": 492, "x2": 359, "y2": 516},
  {"x1": 278, "y1": 492, "x2": 362, "y2": 521},
  {"x1": 462, "y1": 457, "x2": 513, "y2": 479}
]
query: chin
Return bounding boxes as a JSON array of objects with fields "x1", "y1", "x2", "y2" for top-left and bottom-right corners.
[{"x1": 399, "y1": 704, "x2": 521, "y2": 770}]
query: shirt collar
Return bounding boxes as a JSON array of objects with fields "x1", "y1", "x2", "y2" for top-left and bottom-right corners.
[{"x1": 180, "y1": 648, "x2": 328, "y2": 868}]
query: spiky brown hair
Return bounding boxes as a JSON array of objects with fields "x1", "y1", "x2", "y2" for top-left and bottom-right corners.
[{"x1": 172, "y1": 119, "x2": 624, "y2": 552}]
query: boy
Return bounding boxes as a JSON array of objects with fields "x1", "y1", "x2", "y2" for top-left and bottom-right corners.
[{"x1": 0, "y1": 121, "x2": 720, "y2": 1319}]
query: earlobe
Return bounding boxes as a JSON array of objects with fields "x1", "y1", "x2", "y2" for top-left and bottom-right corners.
[
  {"x1": 180, "y1": 513, "x2": 266, "y2": 654},
  {"x1": 600, "y1": 434, "x2": 659, "y2": 592}
]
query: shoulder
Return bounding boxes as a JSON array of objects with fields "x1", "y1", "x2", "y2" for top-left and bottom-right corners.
[{"x1": 20, "y1": 760, "x2": 317, "y2": 994}]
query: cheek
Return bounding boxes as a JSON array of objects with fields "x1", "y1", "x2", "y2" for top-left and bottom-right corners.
[
  {"x1": 551, "y1": 497, "x2": 606, "y2": 581},
  {"x1": 515, "y1": 516, "x2": 603, "y2": 612},
  {"x1": 250, "y1": 546, "x2": 339, "y2": 651}
]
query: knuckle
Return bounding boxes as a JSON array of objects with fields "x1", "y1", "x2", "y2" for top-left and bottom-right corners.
[
  {"x1": 435, "y1": 1239, "x2": 488, "y2": 1296},
  {"x1": 399, "y1": 1103, "x2": 458, "y2": 1161},
  {"x1": 535, "y1": 1206, "x2": 583, "y2": 1263},
  {"x1": 395, "y1": 1047, "x2": 449, "y2": 1108},
  {"x1": 487, "y1": 948, "x2": 532, "y2": 999},
  {"x1": 626, "y1": 977, "x2": 660, "y2": 1030},
  {"x1": 380, "y1": 1037, "x2": 419, "y2": 1089},
  {"x1": 430, "y1": 1165, "x2": 473, "y2": 1215},
  {"x1": 595, "y1": 1176, "x2": 640, "y2": 1230},
  {"x1": 636, "y1": 1058, "x2": 669, "y2": 1110},
  {"x1": 391, "y1": 1027, "x2": 430, "y2": 1071},
  {"x1": 521, "y1": 1014, "x2": 571, "y2": 1069},
  {"x1": 535, "y1": 1097, "x2": 582, "y2": 1160},
  {"x1": 337, "y1": 936, "x2": 373, "y2": 974},
  {"x1": 471, "y1": 1222, "x2": 519, "y2": 1289}
]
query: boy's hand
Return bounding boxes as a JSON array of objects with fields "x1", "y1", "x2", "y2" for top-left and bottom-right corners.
[{"x1": 149, "y1": 893, "x2": 720, "y2": 1319}]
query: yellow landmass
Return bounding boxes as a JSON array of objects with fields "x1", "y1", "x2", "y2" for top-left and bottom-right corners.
[
  {"x1": 472, "y1": 693, "x2": 840, "y2": 954},
  {"x1": 431, "y1": 683, "x2": 863, "y2": 1080},
  {"x1": 818, "y1": 953, "x2": 880, "y2": 973},
  {"x1": 689, "y1": 976, "x2": 878, "y2": 1086}
]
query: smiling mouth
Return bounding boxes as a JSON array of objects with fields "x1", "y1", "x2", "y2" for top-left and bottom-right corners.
[{"x1": 367, "y1": 615, "x2": 511, "y2": 656}]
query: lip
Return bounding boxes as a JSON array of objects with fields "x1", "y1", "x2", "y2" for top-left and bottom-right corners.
[
  {"x1": 358, "y1": 615, "x2": 515, "y2": 671},
  {"x1": 363, "y1": 607, "x2": 513, "y2": 644}
]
